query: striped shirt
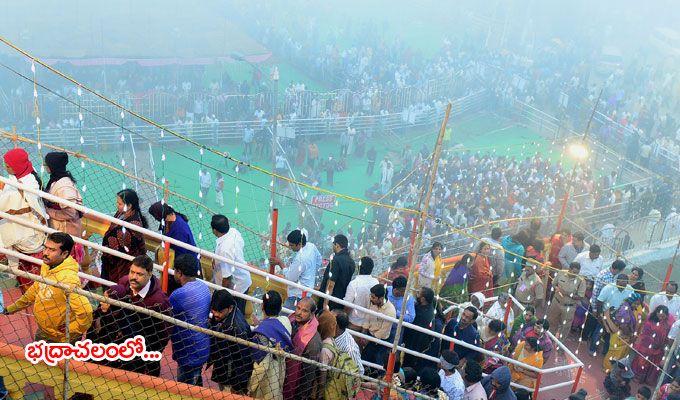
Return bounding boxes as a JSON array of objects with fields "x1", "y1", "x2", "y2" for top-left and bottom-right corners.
[{"x1": 334, "y1": 330, "x2": 364, "y2": 375}]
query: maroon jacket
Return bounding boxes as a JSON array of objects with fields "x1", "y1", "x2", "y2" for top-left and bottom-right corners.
[{"x1": 94, "y1": 275, "x2": 172, "y2": 353}]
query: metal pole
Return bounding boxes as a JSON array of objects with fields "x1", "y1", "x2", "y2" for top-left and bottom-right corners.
[
  {"x1": 62, "y1": 291, "x2": 71, "y2": 400},
  {"x1": 382, "y1": 103, "x2": 452, "y2": 400},
  {"x1": 662, "y1": 237, "x2": 680, "y2": 291},
  {"x1": 571, "y1": 366, "x2": 583, "y2": 393},
  {"x1": 532, "y1": 373, "x2": 542, "y2": 400},
  {"x1": 555, "y1": 88, "x2": 603, "y2": 232},
  {"x1": 270, "y1": 208, "x2": 279, "y2": 274},
  {"x1": 651, "y1": 333, "x2": 680, "y2": 400},
  {"x1": 270, "y1": 67, "x2": 279, "y2": 214}
]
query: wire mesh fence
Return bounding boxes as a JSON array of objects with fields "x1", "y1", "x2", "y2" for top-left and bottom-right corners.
[{"x1": 0, "y1": 257, "x2": 439, "y2": 400}]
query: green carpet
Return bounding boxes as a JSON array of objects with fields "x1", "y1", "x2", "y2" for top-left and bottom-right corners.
[{"x1": 73, "y1": 112, "x2": 558, "y2": 261}]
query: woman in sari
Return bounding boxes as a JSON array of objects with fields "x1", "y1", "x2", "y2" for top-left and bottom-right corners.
[
  {"x1": 603, "y1": 294, "x2": 641, "y2": 372},
  {"x1": 631, "y1": 305, "x2": 674, "y2": 385},
  {"x1": 510, "y1": 306, "x2": 537, "y2": 338},
  {"x1": 509, "y1": 337, "x2": 544, "y2": 389},
  {"x1": 512, "y1": 319, "x2": 554, "y2": 362},
  {"x1": 469, "y1": 241, "x2": 493, "y2": 298},
  {"x1": 480, "y1": 319, "x2": 510, "y2": 373},
  {"x1": 440, "y1": 254, "x2": 472, "y2": 304},
  {"x1": 100, "y1": 189, "x2": 148, "y2": 283},
  {"x1": 418, "y1": 242, "x2": 443, "y2": 291}
]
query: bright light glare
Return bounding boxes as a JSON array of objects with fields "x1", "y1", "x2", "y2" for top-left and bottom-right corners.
[{"x1": 568, "y1": 143, "x2": 588, "y2": 160}]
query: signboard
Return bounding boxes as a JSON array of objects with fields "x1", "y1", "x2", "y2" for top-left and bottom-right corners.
[{"x1": 311, "y1": 195, "x2": 336, "y2": 210}]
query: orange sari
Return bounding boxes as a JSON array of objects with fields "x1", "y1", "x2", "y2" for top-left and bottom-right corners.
[
  {"x1": 468, "y1": 254, "x2": 493, "y2": 297},
  {"x1": 509, "y1": 341, "x2": 544, "y2": 388}
]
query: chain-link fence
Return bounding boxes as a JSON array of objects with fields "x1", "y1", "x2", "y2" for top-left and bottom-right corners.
[{"x1": 0, "y1": 256, "x2": 438, "y2": 400}]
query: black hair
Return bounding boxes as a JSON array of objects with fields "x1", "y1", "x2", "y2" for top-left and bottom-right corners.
[
  {"x1": 370, "y1": 283, "x2": 386, "y2": 298},
  {"x1": 668, "y1": 281, "x2": 679, "y2": 291},
  {"x1": 174, "y1": 253, "x2": 199, "y2": 277},
  {"x1": 465, "y1": 305, "x2": 479, "y2": 320},
  {"x1": 569, "y1": 261, "x2": 581, "y2": 271},
  {"x1": 524, "y1": 305, "x2": 536, "y2": 315},
  {"x1": 514, "y1": 389, "x2": 531, "y2": 400},
  {"x1": 333, "y1": 234, "x2": 348, "y2": 249},
  {"x1": 286, "y1": 229, "x2": 306, "y2": 246},
  {"x1": 131, "y1": 255, "x2": 154, "y2": 273},
  {"x1": 512, "y1": 230, "x2": 530, "y2": 247},
  {"x1": 464, "y1": 360, "x2": 483, "y2": 383},
  {"x1": 420, "y1": 287, "x2": 435, "y2": 305},
  {"x1": 488, "y1": 319, "x2": 506, "y2": 333},
  {"x1": 211, "y1": 289, "x2": 236, "y2": 311},
  {"x1": 418, "y1": 367, "x2": 441, "y2": 396},
  {"x1": 637, "y1": 386, "x2": 651, "y2": 400},
  {"x1": 47, "y1": 232, "x2": 74, "y2": 255},
  {"x1": 31, "y1": 171, "x2": 43, "y2": 192},
  {"x1": 535, "y1": 318, "x2": 550, "y2": 330},
  {"x1": 117, "y1": 189, "x2": 149, "y2": 228},
  {"x1": 611, "y1": 259, "x2": 626, "y2": 272},
  {"x1": 589, "y1": 244, "x2": 601, "y2": 253},
  {"x1": 631, "y1": 266, "x2": 644, "y2": 279},
  {"x1": 44, "y1": 151, "x2": 76, "y2": 192},
  {"x1": 650, "y1": 305, "x2": 670, "y2": 322},
  {"x1": 262, "y1": 290, "x2": 283, "y2": 316},
  {"x1": 211, "y1": 214, "x2": 230, "y2": 234},
  {"x1": 573, "y1": 232, "x2": 585, "y2": 241},
  {"x1": 525, "y1": 337, "x2": 542, "y2": 352},
  {"x1": 491, "y1": 227, "x2": 502, "y2": 240},
  {"x1": 359, "y1": 256, "x2": 374, "y2": 275},
  {"x1": 335, "y1": 311, "x2": 349, "y2": 331},
  {"x1": 392, "y1": 275, "x2": 407, "y2": 289},
  {"x1": 431, "y1": 241, "x2": 443, "y2": 251}
]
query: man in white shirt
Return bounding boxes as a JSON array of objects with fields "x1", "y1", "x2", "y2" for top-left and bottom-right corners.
[
  {"x1": 343, "y1": 256, "x2": 379, "y2": 331},
  {"x1": 199, "y1": 169, "x2": 212, "y2": 205},
  {"x1": 439, "y1": 350, "x2": 465, "y2": 400},
  {"x1": 211, "y1": 215, "x2": 251, "y2": 313},
  {"x1": 649, "y1": 281, "x2": 680, "y2": 318},
  {"x1": 270, "y1": 229, "x2": 322, "y2": 310},
  {"x1": 573, "y1": 244, "x2": 604, "y2": 280}
]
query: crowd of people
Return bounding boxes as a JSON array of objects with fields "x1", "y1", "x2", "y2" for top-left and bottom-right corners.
[{"x1": 2, "y1": 145, "x2": 680, "y2": 400}]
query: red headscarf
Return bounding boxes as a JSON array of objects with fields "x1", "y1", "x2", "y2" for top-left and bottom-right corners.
[{"x1": 3, "y1": 148, "x2": 34, "y2": 179}]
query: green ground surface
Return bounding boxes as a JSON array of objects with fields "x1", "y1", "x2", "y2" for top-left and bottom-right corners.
[{"x1": 77, "y1": 113, "x2": 555, "y2": 255}]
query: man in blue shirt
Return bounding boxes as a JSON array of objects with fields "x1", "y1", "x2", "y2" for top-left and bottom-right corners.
[
  {"x1": 270, "y1": 229, "x2": 322, "y2": 310},
  {"x1": 442, "y1": 306, "x2": 480, "y2": 360},
  {"x1": 387, "y1": 275, "x2": 416, "y2": 323},
  {"x1": 170, "y1": 254, "x2": 211, "y2": 385},
  {"x1": 387, "y1": 275, "x2": 416, "y2": 342}
]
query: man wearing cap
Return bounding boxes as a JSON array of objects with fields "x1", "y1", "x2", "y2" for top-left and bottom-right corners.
[
  {"x1": 548, "y1": 262, "x2": 586, "y2": 340},
  {"x1": 557, "y1": 232, "x2": 588, "y2": 269},
  {"x1": 439, "y1": 350, "x2": 465, "y2": 400},
  {"x1": 513, "y1": 262, "x2": 545, "y2": 313}
]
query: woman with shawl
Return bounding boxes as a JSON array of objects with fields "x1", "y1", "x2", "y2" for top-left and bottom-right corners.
[
  {"x1": 0, "y1": 148, "x2": 48, "y2": 292},
  {"x1": 43, "y1": 152, "x2": 84, "y2": 264},
  {"x1": 631, "y1": 304, "x2": 675, "y2": 385},
  {"x1": 101, "y1": 189, "x2": 148, "y2": 283},
  {"x1": 602, "y1": 294, "x2": 641, "y2": 372},
  {"x1": 469, "y1": 241, "x2": 494, "y2": 298}
]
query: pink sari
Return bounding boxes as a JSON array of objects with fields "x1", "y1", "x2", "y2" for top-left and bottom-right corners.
[{"x1": 631, "y1": 316, "x2": 674, "y2": 384}]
